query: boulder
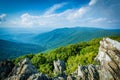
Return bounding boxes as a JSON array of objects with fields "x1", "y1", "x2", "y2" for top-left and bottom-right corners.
[
  {"x1": 95, "y1": 38, "x2": 120, "y2": 80},
  {"x1": 53, "y1": 60, "x2": 67, "y2": 80},
  {"x1": 53, "y1": 60, "x2": 66, "y2": 74}
]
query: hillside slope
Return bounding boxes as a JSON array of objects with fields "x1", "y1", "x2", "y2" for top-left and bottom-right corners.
[
  {"x1": 33, "y1": 27, "x2": 120, "y2": 49},
  {"x1": 0, "y1": 39, "x2": 46, "y2": 60}
]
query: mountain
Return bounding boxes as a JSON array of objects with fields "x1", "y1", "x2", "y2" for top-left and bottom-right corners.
[
  {"x1": 33, "y1": 27, "x2": 120, "y2": 49},
  {"x1": 0, "y1": 27, "x2": 38, "y2": 43},
  {"x1": 0, "y1": 27, "x2": 51, "y2": 43},
  {"x1": 0, "y1": 39, "x2": 46, "y2": 60}
]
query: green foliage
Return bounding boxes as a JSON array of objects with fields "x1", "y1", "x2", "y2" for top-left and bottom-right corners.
[
  {"x1": 66, "y1": 52, "x2": 97, "y2": 74},
  {"x1": 13, "y1": 36, "x2": 120, "y2": 77},
  {"x1": 13, "y1": 54, "x2": 34, "y2": 64},
  {"x1": 39, "y1": 64, "x2": 53, "y2": 77},
  {"x1": 31, "y1": 53, "x2": 46, "y2": 68}
]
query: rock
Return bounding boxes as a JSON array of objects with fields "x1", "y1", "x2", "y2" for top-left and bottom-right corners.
[
  {"x1": 53, "y1": 60, "x2": 66, "y2": 80},
  {"x1": 77, "y1": 65, "x2": 88, "y2": 80},
  {"x1": 0, "y1": 60, "x2": 14, "y2": 80},
  {"x1": 54, "y1": 76, "x2": 66, "y2": 80},
  {"x1": 87, "y1": 64, "x2": 99, "y2": 80},
  {"x1": 27, "y1": 73, "x2": 51, "y2": 80},
  {"x1": 77, "y1": 64, "x2": 99, "y2": 80},
  {"x1": 5, "y1": 58, "x2": 51, "y2": 80},
  {"x1": 53, "y1": 72, "x2": 67, "y2": 80},
  {"x1": 67, "y1": 74, "x2": 75, "y2": 80},
  {"x1": 95, "y1": 38, "x2": 120, "y2": 80},
  {"x1": 53, "y1": 60, "x2": 66, "y2": 74},
  {"x1": 6, "y1": 58, "x2": 38, "y2": 80}
]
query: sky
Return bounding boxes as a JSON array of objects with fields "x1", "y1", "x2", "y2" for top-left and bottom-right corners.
[{"x1": 0, "y1": 0, "x2": 120, "y2": 30}]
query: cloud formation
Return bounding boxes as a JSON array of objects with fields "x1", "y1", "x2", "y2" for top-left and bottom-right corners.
[
  {"x1": 0, "y1": 14, "x2": 6, "y2": 24},
  {"x1": 44, "y1": 2, "x2": 67, "y2": 15},
  {"x1": 3, "y1": 0, "x2": 120, "y2": 29},
  {"x1": 89, "y1": 0, "x2": 97, "y2": 6}
]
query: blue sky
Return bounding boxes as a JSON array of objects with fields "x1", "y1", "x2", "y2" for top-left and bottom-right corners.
[{"x1": 0, "y1": 0, "x2": 120, "y2": 29}]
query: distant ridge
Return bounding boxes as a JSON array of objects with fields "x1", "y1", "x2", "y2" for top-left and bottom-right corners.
[
  {"x1": 0, "y1": 39, "x2": 46, "y2": 60},
  {"x1": 32, "y1": 27, "x2": 120, "y2": 49}
]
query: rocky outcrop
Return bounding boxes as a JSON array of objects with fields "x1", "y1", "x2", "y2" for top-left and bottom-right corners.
[
  {"x1": 53, "y1": 62, "x2": 99, "y2": 80},
  {"x1": 96, "y1": 38, "x2": 120, "y2": 80},
  {"x1": 53, "y1": 60, "x2": 66, "y2": 74},
  {"x1": 69, "y1": 64, "x2": 99, "y2": 80},
  {"x1": 5, "y1": 58, "x2": 38, "y2": 80},
  {"x1": 53, "y1": 60, "x2": 67, "y2": 80},
  {"x1": 77, "y1": 64, "x2": 99, "y2": 80},
  {"x1": 70, "y1": 37, "x2": 120, "y2": 80},
  {"x1": 0, "y1": 60, "x2": 14, "y2": 80},
  {"x1": 5, "y1": 58, "x2": 51, "y2": 80}
]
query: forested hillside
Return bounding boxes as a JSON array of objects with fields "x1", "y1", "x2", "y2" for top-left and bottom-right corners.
[
  {"x1": 0, "y1": 39, "x2": 46, "y2": 60},
  {"x1": 13, "y1": 36, "x2": 120, "y2": 77},
  {"x1": 33, "y1": 27, "x2": 120, "y2": 49}
]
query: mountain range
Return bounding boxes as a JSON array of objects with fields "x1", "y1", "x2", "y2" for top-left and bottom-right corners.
[
  {"x1": 0, "y1": 27, "x2": 120, "y2": 60},
  {"x1": 33, "y1": 27, "x2": 120, "y2": 49}
]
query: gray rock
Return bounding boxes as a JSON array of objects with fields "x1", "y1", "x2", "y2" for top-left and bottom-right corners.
[
  {"x1": 53, "y1": 60, "x2": 67, "y2": 80},
  {"x1": 87, "y1": 64, "x2": 99, "y2": 80},
  {"x1": 77, "y1": 64, "x2": 99, "y2": 80},
  {"x1": 95, "y1": 38, "x2": 120, "y2": 80},
  {"x1": 77, "y1": 65, "x2": 88, "y2": 80},
  {"x1": 27, "y1": 73, "x2": 51, "y2": 80},
  {"x1": 67, "y1": 74, "x2": 75, "y2": 80},
  {"x1": 53, "y1": 72, "x2": 67, "y2": 80},
  {"x1": 53, "y1": 60, "x2": 66, "y2": 74},
  {"x1": 6, "y1": 58, "x2": 38, "y2": 80},
  {"x1": 54, "y1": 76, "x2": 66, "y2": 80}
]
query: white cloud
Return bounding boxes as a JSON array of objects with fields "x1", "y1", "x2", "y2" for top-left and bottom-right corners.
[
  {"x1": 0, "y1": 14, "x2": 6, "y2": 24},
  {"x1": 44, "y1": 2, "x2": 67, "y2": 15},
  {"x1": 17, "y1": 3, "x2": 89, "y2": 27},
  {"x1": 5, "y1": 0, "x2": 120, "y2": 29},
  {"x1": 9, "y1": 2, "x2": 109, "y2": 28},
  {"x1": 89, "y1": 0, "x2": 97, "y2": 6},
  {"x1": 89, "y1": 18, "x2": 107, "y2": 23},
  {"x1": 67, "y1": 7, "x2": 89, "y2": 20},
  {"x1": 0, "y1": 14, "x2": 6, "y2": 19},
  {"x1": 20, "y1": 13, "x2": 34, "y2": 26}
]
